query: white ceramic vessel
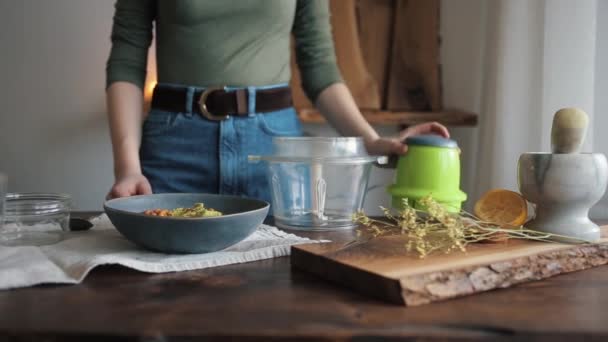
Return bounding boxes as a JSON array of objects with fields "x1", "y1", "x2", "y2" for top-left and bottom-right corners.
[{"x1": 518, "y1": 152, "x2": 608, "y2": 241}]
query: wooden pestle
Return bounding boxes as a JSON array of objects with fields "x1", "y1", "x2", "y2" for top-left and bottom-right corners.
[{"x1": 551, "y1": 108, "x2": 589, "y2": 154}]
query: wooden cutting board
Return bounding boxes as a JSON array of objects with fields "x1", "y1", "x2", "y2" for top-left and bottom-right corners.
[{"x1": 291, "y1": 227, "x2": 608, "y2": 306}]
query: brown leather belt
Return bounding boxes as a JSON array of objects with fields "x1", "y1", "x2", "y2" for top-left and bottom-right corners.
[{"x1": 151, "y1": 85, "x2": 293, "y2": 121}]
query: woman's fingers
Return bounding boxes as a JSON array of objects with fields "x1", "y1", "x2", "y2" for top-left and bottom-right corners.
[
  {"x1": 136, "y1": 180, "x2": 153, "y2": 195},
  {"x1": 398, "y1": 122, "x2": 450, "y2": 141},
  {"x1": 107, "y1": 185, "x2": 131, "y2": 200},
  {"x1": 106, "y1": 176, "x2": 152, "y2": 200},
  {"x1": 384, "y1": 139, "x2": 408, "y2": 155},
  {"x1": 423, "y1": 122, "x2": 450, "y2": 138},
  {"x1": 365, "y1": 138, "x2": 408, "y2": 156}
]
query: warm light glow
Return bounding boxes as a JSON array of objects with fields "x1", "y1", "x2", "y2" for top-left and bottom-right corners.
[
  {"x1": 142, "y1": 79, "x2": 156, "y2": 114},
  {"x1": 144, "y1": 80, "x2": 157, "y2": 103},
  {"x1": 143, "y1": 38, "x2": 157, "y2": 114}
]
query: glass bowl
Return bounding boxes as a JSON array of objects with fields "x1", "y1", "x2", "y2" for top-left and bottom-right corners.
[
  {"x1": 249, "y1": 137, "x2": 386, "y2": 231},
  {"x1": 1, "y1": 192, "x2": 71, "y2": 246}
]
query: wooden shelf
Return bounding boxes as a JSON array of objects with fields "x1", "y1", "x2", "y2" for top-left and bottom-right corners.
[{"x1": 297, "y1": 109, "x2": 478, "y2": 126}]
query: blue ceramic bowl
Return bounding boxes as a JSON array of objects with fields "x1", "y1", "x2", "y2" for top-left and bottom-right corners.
[{"x1": 103, "y1": 193, "x2": 269, "y2": 254}]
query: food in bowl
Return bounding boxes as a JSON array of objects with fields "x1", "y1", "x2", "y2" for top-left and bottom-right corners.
[{"x1": 143, "y1": 203, "x2": 222, "y2": 217}]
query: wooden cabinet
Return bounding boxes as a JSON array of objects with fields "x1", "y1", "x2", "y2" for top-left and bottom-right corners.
[{"x1": 291, "y1": 0, "x2": 477, "y2": 126}]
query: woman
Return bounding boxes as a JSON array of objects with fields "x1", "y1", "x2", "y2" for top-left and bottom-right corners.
[{"x1": 105, "y1": 0, "x2": 449, "y2": 203}]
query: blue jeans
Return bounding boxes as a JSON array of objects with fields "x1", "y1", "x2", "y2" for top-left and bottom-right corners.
[{"x1": 140, "y1": 83, "x2": 304, "y2": 205}]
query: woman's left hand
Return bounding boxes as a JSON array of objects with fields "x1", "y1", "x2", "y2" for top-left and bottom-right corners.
[{"x1": 364, "y1": 122, "x2": 450, "y2": 156}]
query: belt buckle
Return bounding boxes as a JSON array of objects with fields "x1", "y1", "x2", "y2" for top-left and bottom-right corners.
[{"x1": 198, "y1": 86, "x2": 228, "y2": 121}]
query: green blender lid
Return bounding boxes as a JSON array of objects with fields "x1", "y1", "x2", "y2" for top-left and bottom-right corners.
[{"x1": 405, "y1": 135, "x2": 458, "y2": 148}]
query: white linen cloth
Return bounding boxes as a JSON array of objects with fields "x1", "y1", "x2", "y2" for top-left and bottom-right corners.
[{"x1": 0, "y1": 214, "x2": 322, "y2": 290}]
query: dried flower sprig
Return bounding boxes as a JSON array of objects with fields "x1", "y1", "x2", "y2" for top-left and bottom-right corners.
[{"x1": 351, "y1": 195, "x2": 591, "y2": 258}]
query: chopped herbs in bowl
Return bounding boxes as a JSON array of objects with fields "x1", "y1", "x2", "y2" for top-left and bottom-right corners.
[{"x1": 143, "y1": 203, "x2": 223, "y2": 217}]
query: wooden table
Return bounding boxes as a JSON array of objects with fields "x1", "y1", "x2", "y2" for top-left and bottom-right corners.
[{"x1": 1, "y1": 213, "x2": 607, "y2": 341}]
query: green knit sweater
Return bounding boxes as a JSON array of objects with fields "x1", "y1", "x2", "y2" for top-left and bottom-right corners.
[{"x1": 106, "y1": 0, "x2": 342, "y2": 101}]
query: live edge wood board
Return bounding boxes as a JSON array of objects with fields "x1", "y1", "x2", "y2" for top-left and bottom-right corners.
[{"x1": 291, "y1": 227, "x2": 608, "y2": 306}]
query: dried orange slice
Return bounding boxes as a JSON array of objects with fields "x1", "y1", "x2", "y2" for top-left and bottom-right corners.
[{"x1": 474, "y1": 189, "x2": 528, "y2": 228}]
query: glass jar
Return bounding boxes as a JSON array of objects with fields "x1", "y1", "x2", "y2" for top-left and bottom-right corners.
[{"x1": 1, "y1": 193, "x2": 71, "y2": 246}]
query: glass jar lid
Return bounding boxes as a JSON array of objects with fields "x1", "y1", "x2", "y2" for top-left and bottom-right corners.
[{"x1": 5, "y1": 193, "x2": 71, "y2": 216}]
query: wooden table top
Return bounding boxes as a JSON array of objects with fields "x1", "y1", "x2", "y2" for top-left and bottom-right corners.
[{"x1": 1, "y1": 213, "x2": 607, "y2": 341}]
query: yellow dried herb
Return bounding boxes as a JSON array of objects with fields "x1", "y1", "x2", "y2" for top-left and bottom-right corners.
[{"x1": 352, "y1": 195, "x2": 590, "y2": 258}]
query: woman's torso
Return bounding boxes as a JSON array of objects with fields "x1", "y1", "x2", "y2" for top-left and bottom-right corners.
[{"x1": 155, "y1": 0, "x2": 296, "y2": 88}]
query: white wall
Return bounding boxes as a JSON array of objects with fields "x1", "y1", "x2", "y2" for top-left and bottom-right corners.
[
  {"x1": 0, "y1": 0, "x2": 114, "y2": 210},
  {"x1": 439, "y1": 0, "x2": 485, "y2": 212},
  {"x1": 591, "y1": 0, "x2": 608, "y2": 218}
]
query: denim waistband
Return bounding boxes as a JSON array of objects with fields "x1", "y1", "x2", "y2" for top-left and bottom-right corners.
[{"x1": 154, "y1": 82, "x2": 290, "y2": 116}]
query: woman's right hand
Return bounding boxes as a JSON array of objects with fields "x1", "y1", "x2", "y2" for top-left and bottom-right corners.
[{"x1": 106, "y1": 173, "x2": 153, "y2": 199}]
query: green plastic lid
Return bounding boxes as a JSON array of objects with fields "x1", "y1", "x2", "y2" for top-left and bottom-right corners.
[{"x1": 405, "y1": 135, "x2": 458, "y2": 148}]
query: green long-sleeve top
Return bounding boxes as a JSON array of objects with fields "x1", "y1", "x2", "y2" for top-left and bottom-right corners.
[{"x1": 106, "y1": 0, "x2": 342, "y2": 102}]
